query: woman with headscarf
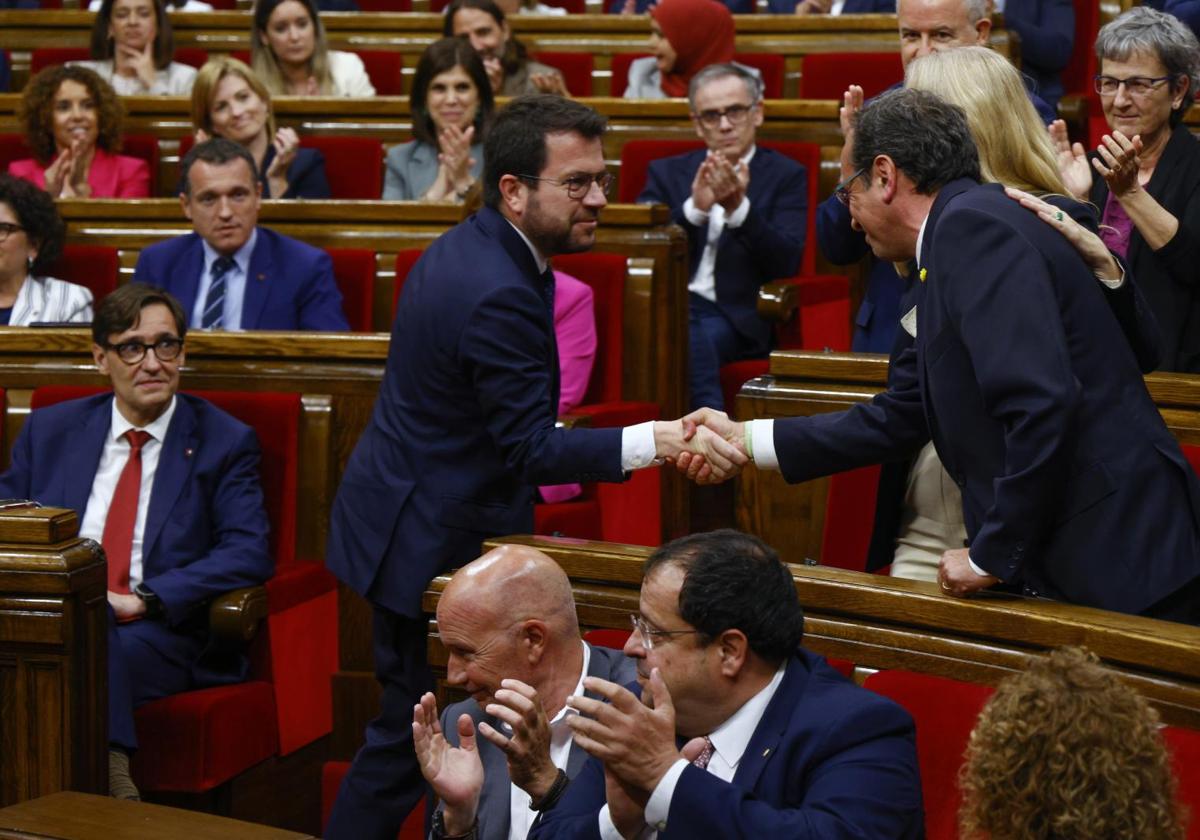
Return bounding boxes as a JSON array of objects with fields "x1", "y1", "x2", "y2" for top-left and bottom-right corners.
[{"x1": 622, "y1": 0, "x2": 755, "y2": 99}]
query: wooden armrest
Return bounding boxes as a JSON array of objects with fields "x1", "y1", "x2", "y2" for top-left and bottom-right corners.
[
  {"x1": 757, "y1": 282, "x2": 800, "y2": 323},
  {"x1": 556, "y1": 413, "x2": 592, "y2": 429},
  {"x1": 208, "y1": 585, "x2": 268, "y2": 644}
]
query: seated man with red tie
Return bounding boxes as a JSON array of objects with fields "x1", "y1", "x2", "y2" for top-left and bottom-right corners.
[{"x1": 0, "y1": 283, "x2": 272, "y2": 800}]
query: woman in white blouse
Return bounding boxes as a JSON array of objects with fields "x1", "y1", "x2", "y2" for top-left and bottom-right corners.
[
  {"x1": 75, "y1": 0, "x2": 197, "y2": 96},
  {"x1": 0, "y1": 175, "x2": 92, "y2": 327},
  {"x1": 251, "y1": 0, "x2": 376, "y2": 97}
]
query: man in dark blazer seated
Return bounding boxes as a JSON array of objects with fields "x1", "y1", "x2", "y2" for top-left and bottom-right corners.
[
  {"x1": 0, "y1": 283, "x2": 272, "y2": 799},
  {"x1": 132, "y1": 138, "x2": 349, "y2": 332},
  {"x1": 412, "y1": 544, "x2": 636, "y2": 839},
  {"x1": 638, "y1": 63, "x2": 806, "y2": 411},
  {"x1": 683, "y1": 89, "x2": 1200, "y2": 622},
  {"x1": 323, "y1": 95, "x2": 744, "y2": 839},
  {"x1": 530, "y1": 529, "x2": 924, "y2": 839}
]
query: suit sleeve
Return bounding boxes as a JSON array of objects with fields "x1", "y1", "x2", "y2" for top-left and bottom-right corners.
[
  {"x1": 297, "y1": 248, "x2": 351, "y2": 330},
  {"x1": 934, "y1": 208, "x2": 1080, "y2": 580},
  {"x1": 528, "y1": 753, "x2": 606, "y2": 840},
  {"x1": 284, "y1": 149, "x2": 331, "y2": 199},
  {"x1": 145, "y1": 424, "x2": 273, "y2": 624},
  {"x1": 1004, "y1": 0, "x2": 1074, "y2": 75},
  {"x1": 730, "y1": 160, "x2": 806, "y2": 280},
  {"x1": 638, "y1": 161, "x2": 693, "y2": 231},
  {"x1": 460, "y1": 285, "x2": 624, "y2": 486},
  {"x1": 816, "y1": 193, "x2": 871, "y2": 266}
]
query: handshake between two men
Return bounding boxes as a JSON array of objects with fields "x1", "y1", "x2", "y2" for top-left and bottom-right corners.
[{"x1": 651, "y1": 408, "x2": 751, "y2": 485}]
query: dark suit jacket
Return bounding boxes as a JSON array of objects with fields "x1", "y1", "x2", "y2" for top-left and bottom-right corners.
[
  {"x1": 132, "y1": 227, "x2": 349, "y2": 331},
  {"x1": 0, "y1": 392, "x2": 272, "y2": 631},
  {"x1": 766, "y1": 0, "x2": 894, "y2": 15},
  {"x1": 1147, "y1": 0, "x2": 1200, "y2": 38},
  {"x1": 1004, "y1": 0, "x2": 1074, "y2": 109},
  {"x1": 1089, "y1": 124, "x2": 1200, "y2": 373},
  {"x1": 261, "y1": 146, "x2": 331, "y2": 200},
  {"x1": 638, "y1": 147, "x2": 806, "y2": 354},
  {"x1": 609, "y1": 0, "x2": 749, "y2": 13},
  {"x1": 433, "y1": 645, "x2": 637, "y2": 840},
  {"x1": 325, "y1": 207, "x2": 624, "y2": 618},
  {"x1": 780, "y1": 179, "x2": 1200, "y2": 614},
  {"x1": 529, "y1": 650, "x2": 923, "y2": 840}
]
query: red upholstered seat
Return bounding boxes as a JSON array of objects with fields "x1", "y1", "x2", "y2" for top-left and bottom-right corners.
[
  {"x1": 825, "y1": 657, "x2": 854, "y2": 678},
  {"x1": 327, "y1": 248, "x2": 376, "y2": 331},
  {"x1": 321, "y1": 762, "x2": 426, "y2": 839},
  {"x1": 1163, "y1": 726, "x2": 1200, "y2": 840},
  {"x1": 1061, "y1": 0, "x2": 1099, "y2": 103},
  {"x1": 863, "y1": 670, "x2": 994, "y2": 840},
  {"x1": 583, "y1": 628, "x2": 633, "y2": 650},
  {"x1": 31, "y1": 47, "x2": 208, "y2": 74},
  {"x1": 355, "y1": 50, "x2": 404, "y2": 96},
  {"x1": 356, "y1": 0, "x2": 413, "y2": 9},
  {"x1": 0, "y1": 134, "x2": 27, "y2": 174},
  {"x1": 820, "y1": 464, "x2": 882, "y2": 571},
  {"x1": 799, "y1": 52, "x2": 902, "y2": 100},
  {"x1": 46, "y1": 244, "x2": 120, "y2": 308},
  {"x1": 611, "y1": 53, "x2": 783, "y2": 99},
  {"x1": 531, "y1": 52, "x2": 594, "y2": 97},
  {"x1": 29, "y1": 386, "x2": 337, "y2": 792}
]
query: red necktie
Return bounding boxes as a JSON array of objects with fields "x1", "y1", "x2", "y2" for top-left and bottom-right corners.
[{"x1": 102, "y1": 430, "x2": 152, "y2": 594}]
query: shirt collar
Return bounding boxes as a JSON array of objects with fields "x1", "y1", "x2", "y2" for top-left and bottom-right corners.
[
  {"x1": 109, "y1": 394, "x2": 177, "y2": 443},
  {"x1": 506, "y1": 219, "x2": 550, "y2": 275},
  {"x1": 200, "y1": 227, "x2": 257, "y2": 276},
  {"x1": 915, "y1": 210, "x2": 931, "y2": 270},
  {"x1": 706, "y1": 661, "x2": 786, "y2": 771},
  {"x1": 549, "y1": 640, "x2": 592, "y2": 727}
]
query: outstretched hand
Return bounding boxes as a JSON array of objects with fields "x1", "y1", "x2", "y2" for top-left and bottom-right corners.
[
  {"x1": 671, "y1": 408, "x2": 748, "y2": 485},
  {"x1": 653, "y1": 416, "x2": 748, "y2": 482},
  {"x1": 1048, "y1": 119, "x2": 1092, "y2": 200},
  {"x1": 412, "y1": 692, "x2": 483, "y2": 834},
  {"x1": 477, "y1": 679, "x2": 558, "y2": 800},
  {"x1": 1092, "y1": 129, "x2": 1142, "y2": 198}
]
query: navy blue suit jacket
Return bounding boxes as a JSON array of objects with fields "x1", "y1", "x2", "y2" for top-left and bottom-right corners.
[
  {"x1": 1004, "y1": 0, "x2": 1074, "y2": 109},
  {"x1": 0, "y1": 393, "x2": 272, "y2": 627},
  {"x1": 530, "y1": 650, "x2": 923, "y2": 840},
  {"x1": 326, "y1": 207, "x2": 624, "y2": 618},
  {"x1": 781, "y1": 179, "x2": 1200, "y2": 614},
  {"x1": 1148, "y1": 0, "x2": 1200, "y2": 36},
  {"x1": 261, "y1": 146, "x2": 331, "y2": 199},
  {"x1": 638, "y1": 147, "x2": 806, "y2": 354},
  {"x1": 766, "y1": 0, "x2": 894, "y2": 15},
  {"x1": 132, "y1": 227, "x2": 349, "y2": 331}
]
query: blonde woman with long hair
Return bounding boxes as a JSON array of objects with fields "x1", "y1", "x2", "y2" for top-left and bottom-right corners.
[{"x1": 250, "y1": 0, "x2": 375, "y2": 97}]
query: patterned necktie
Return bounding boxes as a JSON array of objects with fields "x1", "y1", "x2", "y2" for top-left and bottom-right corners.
[
  {"x1": 101, "y1": 430, "x2": 152, "y2": 594},
  {"x1": 202, "y1": 256, "x2": 236, "y2": 330},
  {"x1": 692, "y1": 736, "x2": 715, "y2": 771}
]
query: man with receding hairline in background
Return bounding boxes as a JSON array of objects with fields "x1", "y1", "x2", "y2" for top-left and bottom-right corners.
[{"x1": 414, "y1": 544, "x2": 636, "y2": 840}]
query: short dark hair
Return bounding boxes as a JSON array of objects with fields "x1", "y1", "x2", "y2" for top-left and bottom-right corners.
[
  {"x1": 643, "y1": 529, "x2": 804, "y2": 665},
  {"x1": 482, "y1": 95, "x2": 607, "y2": 209},
  {"x1": 851, "y1": 88, "x2": 981, "y2": 194},
  {"x1": 443, "y1": 0, "x2": 530, "y2": 80},
  {"x1": 410, "y1": 37, "x2": 495, "y2": 147},
  {"x1": 92, "y1": 283, "x2": 188, "y2": 345},
  {"x1": 180, "y1": 137, "x2": 259, "y2": 197},
  {"x1": 91, "y1": 0, "x2": 176, "y2": 70},
  {"x1": 0, "y1": 174, "x2": 65, "y2": 275}
]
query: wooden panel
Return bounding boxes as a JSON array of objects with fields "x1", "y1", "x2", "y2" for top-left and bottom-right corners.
[{"x1": 0, "y1": 509, "x2": 78, "y2": 546}]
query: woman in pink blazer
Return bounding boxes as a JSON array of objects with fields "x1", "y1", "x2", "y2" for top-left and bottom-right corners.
[{"x1": 8, "y1": 65, "x2": 150, "y2": 199}]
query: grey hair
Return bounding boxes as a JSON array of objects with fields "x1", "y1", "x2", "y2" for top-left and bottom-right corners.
[
  {"x1": 1096, "y1": 6, "x2": 1200, "y2": 124},
  {"x1": 688, "y1": 63, "x2": 764, "y2": 110},
  {"x1": 961, "y1": 0, "x2": 989, "y2": 23}
]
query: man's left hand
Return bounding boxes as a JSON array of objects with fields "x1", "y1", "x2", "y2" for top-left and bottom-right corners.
[
  {"x1": 938, "y1": 548, "x2": 999, "y2": 597},
  {"x1": 705, "y1": 154, "x2": 749, "y2": 215},
  {"x1": 477, "y1": 679, "x2": 558, "y2": 800},
  {"x1": 566, "y1": 669, "x2": 681, "y2": 793},
  {"x1": 107, "y1": 590, "x2": 146, "y2": 621}
]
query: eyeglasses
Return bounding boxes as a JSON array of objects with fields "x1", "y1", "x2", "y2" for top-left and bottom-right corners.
[
  {"x1": 0, "y1": 222, "x2": 26, "y2": 243},
  {"x1": 694, "y1": 103, "x2": 755, "y2": 129},
  {"x1": 629, "y1": 613, "x2": 703, "y2": 651},
  {"x1": 834, "y1": 166, "x2": 868, "y2": 206},
  {"x1": 1093, "y1": 74, "x2": 1175, "y2": 98},
  {"x1": 104, "y1": 337, "x2": 184, "y2": 365},
  {"x1": 518, "y1": 172, "x2": 614, "y2": 199}
]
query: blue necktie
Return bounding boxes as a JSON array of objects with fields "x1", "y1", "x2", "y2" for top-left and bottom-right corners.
[{"x1": 202, "y1": 256, "x2": 235, "y2": 330}]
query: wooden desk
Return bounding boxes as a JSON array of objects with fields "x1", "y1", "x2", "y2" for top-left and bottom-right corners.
[{"x1": 0, "y1": 792, "x2": 314, "y2": 839}]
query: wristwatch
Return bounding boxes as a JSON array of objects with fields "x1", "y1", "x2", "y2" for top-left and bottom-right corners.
[
  {"x1": 431, "y1": 811, "x2": 478, "y2": 840},
  {"x1": 133, "y1": 582, "x2": 164, "y2": 619}
]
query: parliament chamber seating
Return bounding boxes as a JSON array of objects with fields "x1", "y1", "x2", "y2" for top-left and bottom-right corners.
[
  {"x1": 229, "y1": 49, "x2": 404, "y2": 96},
  {"x1": 798, "y1": 51, "x2": 902, "y2": 100},
  {"x1": 530, "y1": 51, "x2": 594, "y2": 97},
  {"x1": 327, "y1": 248, "x2": 377, "y2": 332},
  {"x1": 30, "y1": 46, "x2": 211, "y2": 75},
  {"x1": 1164, "y1": 726, "x2": 1200, "y2": 840},
  {"x1": 48, "y1": 244, "x2": 120, "y2": 309},
  {"x1": 26, "y1": 385, "x2": 338, "y2": 795},
  {"x1": 610, "y1": 52, "x2": 786, "y2": 99}
]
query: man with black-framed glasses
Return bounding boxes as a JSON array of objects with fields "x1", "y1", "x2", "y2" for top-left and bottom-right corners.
[
  {"x1": 637, "y1": 62, "x2": 808, "y2": 411},
  {"x1": 0, "y1": 282, "x2": 271, "y2": 803}
]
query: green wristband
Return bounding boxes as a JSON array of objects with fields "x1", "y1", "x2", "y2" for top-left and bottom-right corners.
[{"x1": 744, "y1": 422, "x2": 754, "y2": 463}]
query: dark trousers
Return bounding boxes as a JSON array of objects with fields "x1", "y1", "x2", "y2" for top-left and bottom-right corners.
[
  {"x1": 689, "y1": 294, "x2": 756, "y2": 412},
  {"x1": 325, "y1": 607, "x2": 433, "y2": 840}
]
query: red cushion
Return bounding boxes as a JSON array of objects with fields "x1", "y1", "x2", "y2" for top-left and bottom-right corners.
[
  {"x1": 392, "y1": 249, "x2": 424, "y2": 318},
  {"x1": 820, "y1": 464, "x2": 882, "y2": 571},
  {"x1": 794, "y1": 273, "x2": 851, "y2": 350},
  {"x1": 826, "y1": 657, "x2": 854, "y2": 678},
  {"x1": 583, "y1": 628, "x2": 632, "y2": 650},
  {"x1": 30, "y1": 384, "x2": 105, "y2": 410},
  {"x1": 173, "y1": 48, "x2": 210, "y2": 70},
  {"x1": 0, "y1": 134, "x2": 29, "y2": 174},
  {"x1": 719, "y1": 360, "x2": 767, "y2": 420},
  {"x1": 1182, "y1": 444, "x2": 1200, "y2": 479},
  {"x1": 327, "y1": 248, "x2": 376, "y2": 332},
  {"x1": 535, "y1": 497, "x2": 604, "y2": 541},
  {"x1": 132, "y1": 682, "x2": 279, "y2": 792},
  {"x1": 322, "y1": 762, "x2": 427, "y2": 839},
  {"x1": 618, "y1": 138, "x2": 704, "y2": 203},
  {"x1": 1163, "y1": 726, "x2": 1200, "y2": 840},
  {"x1": 300, "y1": 136, "x2": 384, "y2": 200},
  {"x1": 30, "y1": 47, "x2": 89, "y2": 75},
  {"x1": 356, "y1": 0, "x2": 413, "y2": 9},
  {"x1": 356, "y1": 50, "x2": 404, "y2": 96},
  {"x1": 610, "y1": 53, "x2": 645, "y2": 100},
  {"x1": 531, "y1": 52, "x2": 593, "y2": 97},
  {"x1": 864, "y1": 670, "x2": 994, "y2": 840},
  {"x1": 46, "y1": 244, "x2": 119, "y2": 307},
  {"x1": 735, "y1": 53, "x2": 784, "y2": 99},
  {"x1": 800, "y1": 52, "x2": 903, "y2": 100}
]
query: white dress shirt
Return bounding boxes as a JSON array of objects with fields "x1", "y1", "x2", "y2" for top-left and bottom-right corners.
[
  {"x1": 507, "y1": 641, "x2": 592, "y2": 840},
  {"x1": 598, "y1": 663, "x2": 787, "y2": 839},
  {"x1": 682, "y1": 146, "x2": 756, "y2": 303},
  {"x1": 192, "y1": 229, "x2": 257, "y2": 331},
  {"x1": 79, "y1": 397, "x2": 178, "y2": 589}
]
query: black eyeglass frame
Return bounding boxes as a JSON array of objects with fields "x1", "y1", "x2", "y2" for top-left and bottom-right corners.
[
  {"x1": 629, "y1": 613, "x2": 705, "y2": 651},
  {"x1": 1092, "y1": 74, "x2": 1177, "y2": 97},
  {"x1": 0, "y1": 222, "x2": 26, "y2": 243},
  {"x1": 517, "y1": 172, "x2": 615, "y2": 199},
  {"x1": 104, "y1": 337, "x2": 185, "y2": 365},
  {"x1": 692, "y1": 102, "x2": 757, "y2": 129},
  {"x1": 834, "y1": 166, "x2": 869, "y2": 206}
]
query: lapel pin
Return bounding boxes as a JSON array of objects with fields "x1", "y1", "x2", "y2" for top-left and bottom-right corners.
[
  {"x1": 762, "y1": 748, "x2": 771, "y2": 758},
  {"x1": 919, "y1": 268, "x2": 927, "y2": 283},
  {"x1": 257, "y1": 273, "x2": 266, "y2": 282},
  {"x1": 185, "y1": 448, "x2": 194, "y2": 458}
]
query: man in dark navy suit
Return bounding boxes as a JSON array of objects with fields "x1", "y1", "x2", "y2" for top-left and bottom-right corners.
[
  {"x1": 683, "y1": 89, "x2": 1200, "y2": 622},
  {"x1": 529, "y1": 529, "x2": 923, "y2": 840},
  {"x1": 0, "y1": 283, "x2": 272, "y2": 800},
  {"x1": 637, "y1": 63, "x2": 807, "y2": 410},
  {"x1": 132, "y1": 138, "x2": 349, "y2": 332},
  {"x1": 768, "y1": 0, "x2": 894, "y2": 17},
  {"x1": 324, "y1": 95, "x2": 744, "y2": 840}
]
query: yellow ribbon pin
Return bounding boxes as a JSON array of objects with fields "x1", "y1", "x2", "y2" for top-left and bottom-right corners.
[{"x1": 919, "y1": 267, "x2": 927, "y2": 283}]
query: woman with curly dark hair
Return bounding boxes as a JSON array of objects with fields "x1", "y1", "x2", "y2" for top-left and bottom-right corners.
[
  {"x1": 0, "y1": 174, "x2": 92, "y2": 325},
  {"x1": 7, "y1": 65, "x2": 150, "y2": 199},
  {"x1": 960, "y1": 646, "x2": 1186, "y2": 840},
  {"x1": 75, "y1": 0, "x2": 197, "y2": 96}
]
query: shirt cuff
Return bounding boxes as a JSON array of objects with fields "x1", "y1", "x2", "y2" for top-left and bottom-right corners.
[
  {"x1": 967, "y1": 553, "x2": 989, "y2": 577},
  {"x1": 621, "y1": 421, "x2": 660, "y2": 471},
  {"x1": 748, "y1": 419, "x2": 778, "y2": 471},
  {"x1": 683, "y1": 196, "x2": 710, "y2": 227},
  {"x1": 723, "y1": 196, "x2": 751, "y2": 228},
  {"x1": 644, "y1": 759, "x2": 689, "y2": 830},
  {"x1": 598, "y1": 805, "x2": 627, "y2": 840},
  {"x1": 1097, "y1": 265, "x2": 1125, "y2": 289}
]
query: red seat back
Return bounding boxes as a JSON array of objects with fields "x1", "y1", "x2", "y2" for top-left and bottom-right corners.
[
  {"x1": 356, "y1": 50, "x2": 404, "y2": 96},
  {"x1": 864, "y1": 670, "x2": 994, "y2": 840},
  {"x1": 1061, "y1": 0, "x2": 1099, "y2": 101},
  {"x1": 299, "y1": 136, "x2": 383, "y2": 199},
  {"x1": 531, "y1": 52, "x2": 594, "y2": 97},
  {"x1": 46, "y1": 244, "x2": 120, "y2": 307},
  {"x1": 30, "y1": 47, "x2": 90, "y2": 75},
  {"x1": 326, "y1": 248, "x2": 376, "y2": 332},
  {"x1": 610, "y1": 53, "x2": 643, "y2": 98},
  {"x1": 619, "y1": 138, "x2": 704, "y2": 202},
  {"x1": 800, "y1": 52, "x2": 903, "y2": 100},
  {"x1": 0, "y1": 134, "x2": 28, "y2": 174},
  {"x1": 1163, "y1": 726, "x2": 1200, "y2": 840},
  {"x1": 820, "y1": 464, "x2": 882, "y2": 571},
  {"x1": 583, "y1": 628, "x2": 632, "y2": 650},
  {"x1": 392, "y1": 248, "x2": 424, "y2": 319},
  {"x1": 551, "y1": 252, "x2": 628, "y2": 405},
  {"x1": 356, "y1": 0, "x2": 413, "y2": 9}
]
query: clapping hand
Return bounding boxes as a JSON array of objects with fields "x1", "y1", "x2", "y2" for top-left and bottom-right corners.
[
  {"x1": 690, "y1": 154, "x2": 749, "y2": 215},
  {"x1": 1048, "y1": 119, "x2": 1092, "y2": 200},
  {"x1": 1092, "y1": 130, "x2": 1142, "y2": 198},
  {"x1": 46, "y1": 140, "x2": 93, "y2": 198},
  {"x1": 476, "y1": 679, "x2": 559, "y2": 800},
  {"x1": 265, "y1": 127, "x2": 300, "y2": 198},
  {"x1": 438, "y1": 124, "x2": 477, "y2": 188},
  {"x1": 413, "y1": 692, "x2": 484, "y2": 834}
]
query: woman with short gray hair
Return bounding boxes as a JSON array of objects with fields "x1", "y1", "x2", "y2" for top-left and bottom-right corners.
[{"x1": 1055, "y1": 5, "x2": 1200, "y2": 371}]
